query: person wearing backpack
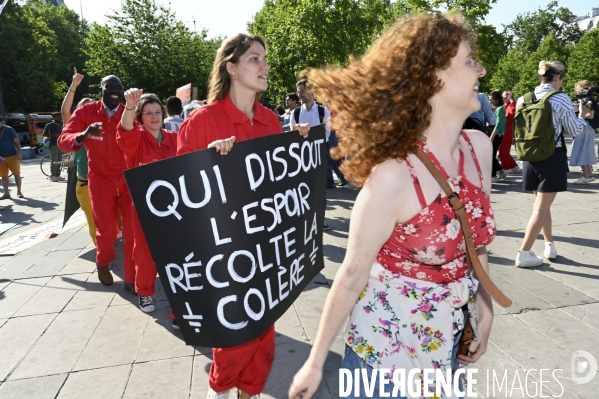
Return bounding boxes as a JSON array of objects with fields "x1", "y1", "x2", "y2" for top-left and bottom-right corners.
[
  {"x1": 570, "y1": 80, "x2": 598, "y2": 184},
  {"x1": 291, "y1": 79, "x2": 332, "y2": 231},
  {"x1": 514, "y1": 61, "x2": 588, "y2": 268}
]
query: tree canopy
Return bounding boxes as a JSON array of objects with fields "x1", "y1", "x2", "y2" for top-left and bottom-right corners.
[
  {"x1": 1, "y1": 0, "x2": 596, "y2": 112},
  {"x1": 248, "y1": 0, "x2": 506, "y2": 101},
  {"x1": 84, "y1": 0, "x2": 221, "y2": 101},
  {"x1": 0, "y1": 0, "x2": 87, "y2": 112},
  {"x1": 490, "y1": 1, "x2": 582, "y2": 97},
  {"x1": 248, "y1": 0, "x2": 395, "y2": 103},
  {"x1": 564, "y1": 28, "x2": 599, "y2": 95}
]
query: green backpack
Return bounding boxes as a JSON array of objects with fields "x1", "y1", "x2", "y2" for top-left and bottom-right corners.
[{"x1": 514, "y1": 90, "x2": 560, "y2": 162}]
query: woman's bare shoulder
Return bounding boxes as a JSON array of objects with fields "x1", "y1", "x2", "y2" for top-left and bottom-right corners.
[
  {"x1": 463, "y1": 129, "x2": 492, "y2": 157},
  {"x1": 362, "y1": 158, "x2": 413, "y2": 205}
]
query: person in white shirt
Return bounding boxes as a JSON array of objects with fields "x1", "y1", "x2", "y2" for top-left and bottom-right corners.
[
  {"x1": 163, "y1": 96, "x2": 184, "y2": 132},
  {"x1": 290, "y1": 79, "x2": 332, "y2": 231},
  {"x1": 515, "y1": 61, "x2": 588, "y2": 268},
  {"x1": 282, "y1": 93, "x2": 299, "y2": 132},
  {"x1": 289, "y1": 79, "x2": 331, "y2": 140}
]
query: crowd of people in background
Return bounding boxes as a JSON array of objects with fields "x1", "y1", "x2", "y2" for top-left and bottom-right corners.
[{"x1": 0, "y1": 9, "x2": 597, "y2": 399}]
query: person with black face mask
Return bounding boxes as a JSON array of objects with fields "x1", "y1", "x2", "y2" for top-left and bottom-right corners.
[{"x1": 58, "y1": 75, "x2": 136, "y2": 290}]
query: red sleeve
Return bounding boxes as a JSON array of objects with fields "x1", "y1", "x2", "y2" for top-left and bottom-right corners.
[
  {"x1": 116, "y1": 120, "x2": 142, "y2": 165},
  {"x1": 58, "y1": 105, "x2": 88, "y2": 152},
  {"x1": 267, "y1": 111, "x2": 284, "y2": 135},
  {"x1": 177, "y1": 112, "x2": 208, "y2": 155}
]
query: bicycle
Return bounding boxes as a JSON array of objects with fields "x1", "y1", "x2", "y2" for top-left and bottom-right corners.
[{"x1": 41, "y1": 152, "x2": 74, "y2": 177}]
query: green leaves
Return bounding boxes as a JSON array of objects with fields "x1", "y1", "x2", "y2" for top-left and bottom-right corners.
[
  {"x1": 248, "y1": 0, "x2": 505, "y2": 102},
  {"x1": 564, "y1": 28, "x2": 599, "y2": 96},
  {"x1": 488, "y1": 2, "x2": 585, "y2": 98},
  {"x1": 84, "y1": 0, "x2": 220, "y2": 101},
  {"x1": 0, "y1": 0, "x2": 87, "y2": 112},
  {"x1": 248, "y1": 0, "x2": 395, "y2": 103}
]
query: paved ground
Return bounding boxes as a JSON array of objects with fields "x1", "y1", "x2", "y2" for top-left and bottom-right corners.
[{"x1": 0, "y1": 139, "x2": 598, "y2": 399}]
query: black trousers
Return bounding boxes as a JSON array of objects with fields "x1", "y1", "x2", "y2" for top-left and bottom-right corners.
[{"x1": 492, "y1": 134, "x2": 503, "y2": 177}]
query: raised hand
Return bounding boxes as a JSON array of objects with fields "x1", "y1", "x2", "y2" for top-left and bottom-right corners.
[
  {"x1": 71, "y1": 67, "x2": 84, "y2": 89},
  {"x1": 124, "y1": 88, "x2": 144, "y2": 109}
]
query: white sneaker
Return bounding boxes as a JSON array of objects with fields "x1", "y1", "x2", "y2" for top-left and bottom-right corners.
[
  {"x1": 498, "y1": 169, "x2": 508, "y2": 179},
  {"x1": 138, "y1": 295, "x2": 155, "y2": 313},
  {"x1": 507, "y1": 166, "x2": 521, "y2": 174},
  {"x1": 206, "y1": 388, "x2": 234, "y2": 399},
  {"x1": 544, "y1": 242, "x2": 557, "y2": 260},
  {"x1": 573, "y1": 177, "x2": 594, "y2": 184},
  {"x1": 491, "y1": 176, "x2": 499, "y2": 183},
  {"x1": 516, "y1": 250, "x2": 543, "y2": 268}
]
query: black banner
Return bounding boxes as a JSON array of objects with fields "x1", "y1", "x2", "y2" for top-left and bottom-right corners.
[
  {"x1": 124, "y1": 125, "x2": 327, "y2": 347},
  {"x1": 63, "y1": 165, "x2": 81, "y2": 228}
]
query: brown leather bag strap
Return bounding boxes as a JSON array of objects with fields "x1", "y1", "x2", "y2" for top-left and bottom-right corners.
[{"x1": 414, "y1": 148, "x2": 512, "y2": 308}]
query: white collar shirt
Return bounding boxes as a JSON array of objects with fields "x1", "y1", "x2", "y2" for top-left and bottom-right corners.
[
  {"x1": 289, "y1": 102, "x2": 331, "y2": 140},
  {"x1": 102, "y1": 101, "x2": 121, "y2": 118}
]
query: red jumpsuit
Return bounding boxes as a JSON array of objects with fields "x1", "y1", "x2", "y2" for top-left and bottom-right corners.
[
  {"x1": 498, "y1": 101, "x2": 518, "y2": 170},
  {"x1": 177, "y1": 94, "x2": 282, "y2": 395},
  {"x1": 116, "y1": 121, "x2": 178, "y2": 296},
  {"x1": 58, "y1": 101, "x2": 135, "y2": 283}
]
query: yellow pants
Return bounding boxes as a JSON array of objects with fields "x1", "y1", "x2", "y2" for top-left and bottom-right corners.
[
  {"x1": 76, "y1": 180, "x2": 122, "y2": 246},
  {"x1": 76, "y1": 180, "x2": 97, "y2": 245}
]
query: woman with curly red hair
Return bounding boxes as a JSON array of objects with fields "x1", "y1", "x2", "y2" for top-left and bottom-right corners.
[{"x1": 289, "y1": 12, "x2": 495, "y2": 399}]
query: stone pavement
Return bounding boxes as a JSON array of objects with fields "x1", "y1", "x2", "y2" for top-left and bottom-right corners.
[{"x1": 0, "y1": 139, "x2": 598, "y2": 399}]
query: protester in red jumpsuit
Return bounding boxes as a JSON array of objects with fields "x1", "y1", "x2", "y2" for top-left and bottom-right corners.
[
  {"x1": 116, "y1": 90, "x2": 178, "y2": 313},
  {"x1": 177, "y1": 33, "x2": 309, "y2": 399},
  {"x1": 498, "y1": 90, "x2": 519, "y2": 173},
  {"x1": 58, "y1": 76, "x2": 135, "y2": 290}
]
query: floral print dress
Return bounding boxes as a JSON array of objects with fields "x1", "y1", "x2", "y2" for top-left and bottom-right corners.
[{"x1": 345, "y1": 132, "x2": 496, "y2": 398}]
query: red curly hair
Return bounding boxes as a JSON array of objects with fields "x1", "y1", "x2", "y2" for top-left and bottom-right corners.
[{"x1": 307, "y1": 12, "x2": 477, "y2": 186}]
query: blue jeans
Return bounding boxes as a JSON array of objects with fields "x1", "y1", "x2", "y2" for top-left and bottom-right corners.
[{"x1": 340, "y1": 309, "x2": 467, "y2": 398}]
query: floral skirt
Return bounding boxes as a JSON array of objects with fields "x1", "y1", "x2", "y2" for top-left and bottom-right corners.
[{"x1": 345, "y1": 262, "x2": 478, "y2": 399}]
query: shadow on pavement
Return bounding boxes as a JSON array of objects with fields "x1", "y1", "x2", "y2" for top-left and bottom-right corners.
[
  {"x1": 495, "y1": 229, "x2": 599, "y2": 250},
  {"x1": 196, "y1": 333, "x2": 343, "y2": 399}
]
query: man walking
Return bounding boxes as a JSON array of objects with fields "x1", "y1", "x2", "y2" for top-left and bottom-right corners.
[
  {"x1": 58, "y1": 75, "x2": 136, "y2": 290},
  {"x1": 290, "y1": 79, "x2": 332, "y2": 231},
  {"x1": 0, "y1": 115, "x2": 23, "y2": 199},
  {"x1": 43, "y1": 112, "x2": 64, "y2": 182}
]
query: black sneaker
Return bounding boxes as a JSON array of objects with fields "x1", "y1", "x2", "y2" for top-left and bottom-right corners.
[
  {"x1": 323, "y1": 222, "x2": 331, "y2": 231},
  {"x1": 172, "y1": 318, "x2": 180, "y2": 330},
  {"x1": 138, "y1": 295, "x2": 155, "y2": 313}
]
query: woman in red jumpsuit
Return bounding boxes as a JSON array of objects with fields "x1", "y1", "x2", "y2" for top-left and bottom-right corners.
[
  {"x1": 177, "y1": 33, "x2": 309, "y2": 399},
  {"x1": 117, "y1": 90, "x2": 178, "y2": 313}
]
